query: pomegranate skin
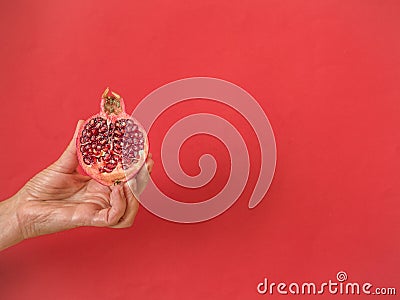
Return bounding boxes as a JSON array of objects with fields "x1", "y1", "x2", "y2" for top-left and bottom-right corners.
[{"x1": 76, "y1": 88, "x2": 149, "y2": 186}]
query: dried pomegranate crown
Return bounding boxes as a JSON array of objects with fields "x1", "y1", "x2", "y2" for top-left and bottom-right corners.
[{"x1": 76, "y1": 88, "x2": 149, "y2": 185}]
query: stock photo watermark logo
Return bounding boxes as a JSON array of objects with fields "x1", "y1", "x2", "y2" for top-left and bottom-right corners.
[
  {"x1": 130, "y1": 77, "x2": 276, "y2": 223},
  {"x1": 257, "y1": 271, "x2": 396, "y2": 296}
]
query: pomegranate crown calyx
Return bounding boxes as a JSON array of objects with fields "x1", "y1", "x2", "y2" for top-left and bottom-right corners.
[{"x1": 101, "y1": 87, "x2": 124, "y2": 115}]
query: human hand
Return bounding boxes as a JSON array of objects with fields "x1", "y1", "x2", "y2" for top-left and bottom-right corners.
[{"x1": 0, "y1": 121, "x2": 154, "y2": 250}]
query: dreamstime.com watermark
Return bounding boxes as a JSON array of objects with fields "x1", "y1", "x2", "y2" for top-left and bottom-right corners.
[
  {"x1": 129, "y1": 77, "x2": 277, "y2": 223},
  {"x1": 257, "y1": 271, "x2": 396, "y2": 296}
]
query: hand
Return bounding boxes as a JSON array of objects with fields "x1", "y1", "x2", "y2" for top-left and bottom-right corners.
[{"x1": 0, "y1": 121, "x2": 154, "y2": 251}]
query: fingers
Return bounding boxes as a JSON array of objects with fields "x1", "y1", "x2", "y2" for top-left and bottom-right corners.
[
  {"x1": 146, "y1": 153, "x2": 154, "y2": 174},
  {"x1": 52, "y1": 120, "x2": 85, "y2": 174},
  {"x1": 87, "y1": 185, "x2": 125, "y2": 227},
  {"x1": 135, "y1": 165, "x2": 150, "y2": 197},
  {"x1": 107, "y1": 185, "x2": 127, "y2": 225},
  {"x1": 109, "y1": 182, "x2": 139, "y2": 228},
  {"x1": 109, "y1": 153, "x2": 154, "y2": 227},
  {"x1": 79, "y1": 152, "x2": 153, "y2": 229},
  {"x1": 92, "y1": 183, "x2": 139, "y2": 228}
]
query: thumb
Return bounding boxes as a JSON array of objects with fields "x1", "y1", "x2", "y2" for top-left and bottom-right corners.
[{"x1": 51, "y1": 120, "x2": 84, "y2": 173}]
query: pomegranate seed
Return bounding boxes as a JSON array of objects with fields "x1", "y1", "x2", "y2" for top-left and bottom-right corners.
[
  {"x1": 99, "y1": 125, "x2": 107, "y2": 133},
  {"x1": 122, "y1": 157, "x2": 132, "y2": 165},
  {"x1": 83, "y1": 156, "x2": 92, "y2": 165}
]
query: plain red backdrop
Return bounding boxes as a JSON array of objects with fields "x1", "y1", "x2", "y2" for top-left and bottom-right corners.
[{"x1": 1, "y1": 0, "x2": 399, "y2": 299}]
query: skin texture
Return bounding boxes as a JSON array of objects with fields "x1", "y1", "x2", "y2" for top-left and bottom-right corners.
[{"x1": 0, "y1": 120, "x2": 154, "y2": 251}]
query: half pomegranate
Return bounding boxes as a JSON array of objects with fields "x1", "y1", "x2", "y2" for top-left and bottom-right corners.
[{"x1": 76, "y1": 88, "x2": 149, "y2": 185}]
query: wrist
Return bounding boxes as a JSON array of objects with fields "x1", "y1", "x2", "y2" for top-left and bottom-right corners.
[{"x1": 0, "y1": 193, "x2": 25, "y2": 251}]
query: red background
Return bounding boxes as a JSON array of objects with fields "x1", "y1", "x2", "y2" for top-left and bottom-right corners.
[{"x1": 1, "y1": 0, "x2": 399, "y2": 299}]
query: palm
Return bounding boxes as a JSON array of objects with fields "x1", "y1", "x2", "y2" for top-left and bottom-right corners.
[{"x1": 27, "y1": 168, "x2": 112, "y2": 208}]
